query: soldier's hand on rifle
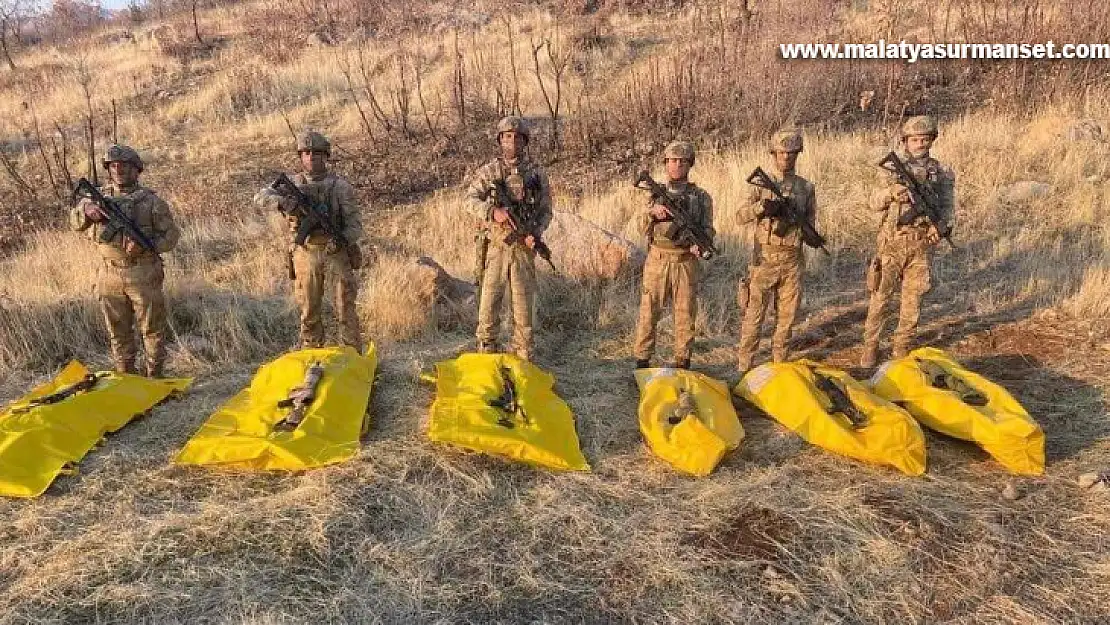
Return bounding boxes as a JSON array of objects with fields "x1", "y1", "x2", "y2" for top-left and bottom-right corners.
[
  {"x1": 524, "y1": 235, "x2": 536, "y2": 249},
  {"x1": 79, "y1": 197, "x2": 106, "y2": 222},
  {"x1": 122, "y1": 237, "x2": 143, "y2": 257},
  {"x1": 278, "y1": 196, "x2": 300, "y2": 214},
  {"x1": 689, "y1": 244, "x2": 701, "y2": 256},
  {"x1": 491, "y1": 208, "x2": 511, "y2": 224},
  {"x1": 925, "y1": 224, "x2": 942, "y2": 245},
  {"x1": 649, "y1": 203, "x2": 671, "y2": 220},
  {"x1": 890, "y1": 184, "x2": 911, "y2": 203},
  {"x1": 758, "y1": 198, "x2": 786, "y2": 219}
]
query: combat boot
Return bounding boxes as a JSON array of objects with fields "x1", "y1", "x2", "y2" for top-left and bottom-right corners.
[
  {"x1": 892, "y1": 343, "x2": 910, "y2": 359},
  {"x1": 115, "y1": 360, "x2": 137, "y2": 375},
  {"x1": 476, "y1": 341, "x2": 497, "y2": 354},
  {"x1": 674, "y1": 358, "x2": 690, "y2": 370},
  {"x1": 635, "y1": 358, "x2": 651, "y2": 370}
]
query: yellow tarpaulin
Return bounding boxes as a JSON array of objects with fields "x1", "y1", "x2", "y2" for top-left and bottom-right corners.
[
  {"x1": 735, "y1": 361, "x2": 926, "y2": 476},
  {"x1": 869, "y1": 347, "x2": 1045, "y2": 475},
  {"x1": 634, "y1": 367, "x2": 743, "y2": 476},
  {"x1": 424, "y1": 353, "x2": 589, "y2": 471},
  {"x1": 175, "y1": 345, "x2": 376, "y2": 471},
  {"x1": 0, "y1": 360, "x2": 191, "y2": 498}
]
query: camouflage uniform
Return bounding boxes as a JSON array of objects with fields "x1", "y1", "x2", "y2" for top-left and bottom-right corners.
[
  {"x1": 70, "y1": 145, "x2": 181, "y2": 377},
  {"x1": 737, "y1": 129, "x2": 817, "y2": 372},
  {"x1": 632, "y1": 141, "x2": 715, "y2": 367},
  {"x1": 861, "y1": 116, "x2": 955, "y2": 366},
  {"x1": 464, "y1": 117, "x2": 552, "y2": 361},
  {"x1": 254, "y1": 131, "x2": 364, "y2": 350}
]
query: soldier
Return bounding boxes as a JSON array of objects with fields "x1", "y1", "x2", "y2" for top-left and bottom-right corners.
[
  {"x1": 464, "y1": 116, "x2": 552, "y2": 361},
  {"x1": 70, "y1": 145, "x2": 181, "y2": 377},
  {"x1": 860, "y1": 115, "x2": 955, "y2": 367},
  {"x1": 632, "y1": 140, "x2": 715, "y2": 370},
  {"x1": 254, "y1": 130, "x2": 364, "y2": 350},
  {"x1": 736, "y1": 129, "x2": 817, "y2": 374}
]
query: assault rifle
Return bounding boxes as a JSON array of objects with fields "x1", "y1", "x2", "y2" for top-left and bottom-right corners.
[
  {"x1": 489, "y1": 366, "x2": 529, "y2": 428},
  {"x1": 11, "y1": 373, "x2": 105, "y2": 415},
  {"x1": 878, "y1": 151, "x2": 956, "y2": 249},
  {"x1": 274, "y1": 361, "x2": 325, "y2": 432},
  {"x1": 814, "y1": 372, "x2": 867, "y2": 428},
  {"x1": 491, "y1": 178, "x2": 555, "y2": 272},
  {"x1": 73, "y1": 178, "x2": 156, "y2": 252},
  {"x1": 916, "y1": 358, "x2": 987, "y2": 407},
  {"x1": 270, "y1": 173, "x2": 347, "y2": 249},
  {"x1": 633, "y1": 171, "x2": 718, "y2": 260},
  {"x1": 745, "y1": 167, "x2": 829, "y2": 255}
]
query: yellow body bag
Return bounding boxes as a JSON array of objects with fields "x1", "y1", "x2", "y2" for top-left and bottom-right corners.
[
  {"x1": 735, "y1": 361, "x2": 926, "y2": 476},
  {"x1": 869, "y1": 347, "x2": 1045, "y2": 475},
  {"x1": 424, "y1": 353, "x2": 589, "y2": 471},
  {"x1": 175, "y1": 345, "x2": 376, "y2": 471},
  {"x1": 634, "y1": 368, "x2": 743, "y2": 476},
  {"x1": 0, "y1": 361, "x2": 191, "y2": 498}
]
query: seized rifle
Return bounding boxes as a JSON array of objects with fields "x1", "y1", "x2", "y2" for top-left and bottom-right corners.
[
  {"x1": 73, "y1": 178, "x2": 156, "y2": 252},
  {"x1": 490, "y1": 177, "x2": 556, "y2": 272},
  {"x1": 814, "y1": 372, "x2": 868, "y2": 428},
  {"x1": 270, "y1": 173, "x2": 347, "y2": 249},
  {"x1": 10, "y1": 373, "x2": 105, "y2": 415},
  {"x1": 274, "y1": 361, "x2": 326, "y2": 432},
  {"x1": 878, "y1": 151, "x2": 956, "y2": 249},
  {"x1": 745, "y1": 167, "x2": 829, "y2": 255},
  {"x1": 489, "y1": 366, "x2": 529, "y2": 428},
  {"x1": 668, "y1": 390, "x2": 697, "y2": 425},
  {"x1": 915, "y1": 358, "x2": 987, "y2": 406},
  {"x1": 633, "y1": 170, "x2": 718, "y2": 260}
]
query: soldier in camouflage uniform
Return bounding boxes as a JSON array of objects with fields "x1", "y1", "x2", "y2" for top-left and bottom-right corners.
[
  {"x1": 736, "y1": 129, "x2": 818, "y2": 374},
  {"x1": 254, "y1": 130, "x2": 364, "y2": 350},
  {"x1": 632, "y1": 141, "x2": 715, "y2": 370},
  {"x1": 860, "y1": 115, "x2": 956, "y2": 367},
  {"x1": 70, "y1": 145, "x2": 181, "y2": 377},
  {"x1": 464, "y1": 116, "x2": 552, "y2": 361}
]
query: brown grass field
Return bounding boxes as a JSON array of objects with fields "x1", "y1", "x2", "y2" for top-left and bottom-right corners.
[{"x1": 0, "y1": 2, "x2": 1109, "y2": 623}]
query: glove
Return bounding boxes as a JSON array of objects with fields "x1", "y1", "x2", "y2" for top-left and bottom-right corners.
[
  {"x1": 79, "y1": 198, "x2": 105, "y2": 222},
  {"x1": 279, "y1": 196, "x2": 300, "y2": 214},
  {"x1": 759, "y1": 198, "x2": 788, "y2": 219}
]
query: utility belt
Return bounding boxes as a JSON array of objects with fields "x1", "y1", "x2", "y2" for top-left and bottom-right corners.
[
  {"x1": 648, "y1": 243, "x2": 695, "y2": 258},
  {"x1": 102, "y1": 254, "x2": 160, "y2": 269},
  {"x1": 893, "y1": 225, "x2": 931, "y2": 242}
]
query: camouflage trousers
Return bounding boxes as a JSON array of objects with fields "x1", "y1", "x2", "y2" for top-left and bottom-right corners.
[
  {"x1": 737, "y1": 246, "x2": 802, "y2": 371},
  {"x1": 293, "y1": 244, "x2": 362, "y2": 350},
  {"x1": 97, "y1": 257, "x2": 167, "y2": 377},
  {"x1": 476, "y1": 242, "x2": 537, "y2": 360},
  {"x1": 633, "y1": 246, "x2": 699, "y2": 363},
  {"x1": 862, "y1": 238, "x2": 933, "y2": 360}
]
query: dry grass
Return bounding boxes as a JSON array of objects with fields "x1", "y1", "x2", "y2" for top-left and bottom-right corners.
[{"x1": 0, "y1": 2, "x2": 1109, "y2": 623}]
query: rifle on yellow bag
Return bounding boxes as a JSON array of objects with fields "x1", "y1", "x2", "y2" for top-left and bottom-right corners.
[
  {"x1": 915, "y1": 359, "x2": 988, "y2": 406},
  {"x1": 11, "y1": 373, "x2": 106, "y2": 415},
  {"x1": 489, "y1": 366, "x2": 529, "y2": 428},
  {"x1": 814, "y1": 372, "x2": 867, "y2": 428},
  {"x1": 274, "y1": 361, "x2": 325, "y2": 432},
  {"x1": 669, "y1": 390, "x2": 697, "y2": 425}
]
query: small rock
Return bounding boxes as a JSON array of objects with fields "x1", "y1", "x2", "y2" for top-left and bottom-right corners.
[
  {"x1": 762, "y1": 565, "x2": 781, "y2": 579},
  {"x1": 778, "y1": 594, "x2": 792, "y2": 604},
  {"x1": 1092, "y1": 481, "x2": 1110, "y2": 494},
  {"x1": 1078, "y1": 472, "x2": 1102, "y2": 488},
  {"x1": 1001, "y1": 483, "x2": 1022, "y2": 501}
]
